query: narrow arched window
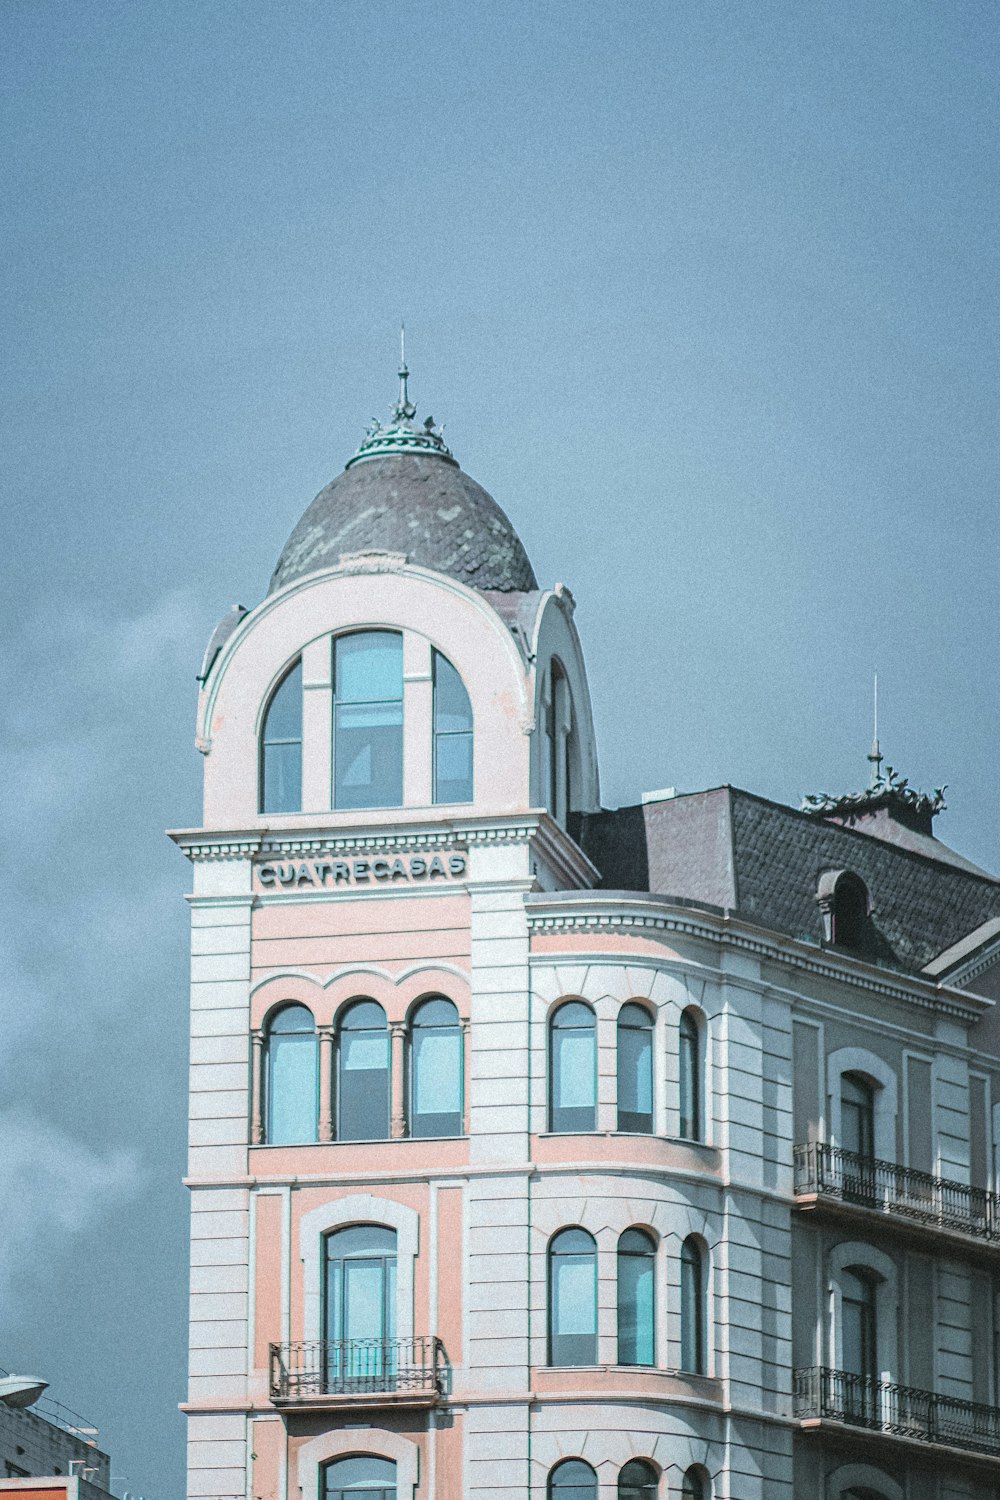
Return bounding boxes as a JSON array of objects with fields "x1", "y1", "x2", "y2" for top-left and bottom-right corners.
[
  {"x1": 548, "y1": 1228, "x2": 597, "y2": 1366},
  {"x1": 324, "y1": 1227, "x2": 397, "y2": 1391},
  {"x1": 548, "y1": 1459, "x2": 597, "y2": 1500},
  {"x1": 432, "y1": 649, "x2": 473, "y2": 804},
  {"x1": 841, "y1": 1073, "x2": 876, "y2": 1160},
  {"x1": 841, "y1": 1265, "x2": 879, "y2": 1383},
  {"x1": 549, "y1": 1002, "x2": 596, "y2": 1133},
  {"x1": 544, "y1": 659, "x2": 573, "y2": 824},
  {"x1": 679, "y1": 1009, "x2": 703, "y2": 1142},
  {"x1": 333, "y1": 631, "x2": 403, "y2": 810},
  {"x1": 617, "y1": 1003, "x2": 654, "y2": 1133},
  {"x1": 323, "y1": 1454, "x2": 397, "y2": 1500},
  {"x1": 264, "y1": 1004, "x2": 317, "y2": 1144},
  {"x1": 681, "y1": 1469, "x2": 707, "y2": 1500},
  {"x1": 618, "y1": 1460, "x2": 659, "y2": 1500},
  {"x1": 260, "y1": 659, "x2": 302, "y2": 813},
  {"x1": 337, "y1": 1001, "x2": 389, "y2": 1141},
  {"x1": 410, "y1": 997, "x2": 462, "y2": 1138},
  {"x1": 832, "y1": 873, "x2": 869, "y2": 948},
  {"x1": 680, "y1": 1236, "x2": 707, "y2": 1375},
  {"x1": 617, "y1": 1229, "x2": 656, "y2": 1366}
]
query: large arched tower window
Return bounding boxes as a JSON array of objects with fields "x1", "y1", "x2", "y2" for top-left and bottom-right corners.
[
  {"x1": 260, "y1": 659, "x2": 303, "y2": 814},
  {"x1": 549, "y1": 1002, "x2": 596, "y2": 1133},
  {"x1": 432, "y1": 649, "x2": 473, "y2": 804},
  {"x1": 548, "y1": 1228, "x2": 597, "y2": 1366},
  {"x1": 333, "y1": 631, "x2": 404, "y2": 810},
  {"x1": 264, "y1": 1003, "x2": 317, "y2": 1144}
]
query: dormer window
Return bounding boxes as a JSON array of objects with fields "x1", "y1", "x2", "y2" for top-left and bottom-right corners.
[
  {"x1": 817, "y1": 869, "x2": 872, "y2": 951},
  {"x1": 334, "y1": 631, "x2": 404, "y2": 810}
]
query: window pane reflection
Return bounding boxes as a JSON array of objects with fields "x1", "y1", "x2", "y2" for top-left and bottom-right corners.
[
  {"x1": 334, "y1": 633, "x2": 403, "y2": 809},
  {"x1": 337, "y1": 1001, "x2": 390, "y2": 1141},
  {"x1": 433, "y1": 650, "x2": 473, "y2": 804},
  {"x1": 550, "y1": 1003, "x2": 596, "y2": 1132}
]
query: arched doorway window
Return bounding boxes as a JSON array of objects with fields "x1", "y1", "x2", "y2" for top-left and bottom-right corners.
[
  {"x1": 264, "y1": 1004, "x2": 317, "y2": 1144},
  {"x1": 679, "y1": 1009, "x2": 703, "y2": 1141},
  {"x1": 409, "y1": 997, "x2": 463, "y2": 1138},
  {"x1": 618, "y1": 1460, "x2": 658, "y2": 1500},
  {"x1": 548, "y1": 1459, "x2": 597, "y2": 1500},
  {"x1": 548, "y1": 1228, "x2": 597, "y2": 1366},
  {"x1": 324, "y1": 1226, "x2": 397, "y2": 1389},
  {"x1": 617, "y1": 1004, "x2": 654, "y2": 1134},
  {"x1": 617, "y1": 1228, "x2": 656, "y2": 1366},
  {"x1": 432, "y1": 649, "x2": 473, "y2": 804},
  {"x1": 333, "y1": 631, "x2": 404, "y2": 810},
  {"x1": 260, "y1": 659, "x2": 302, "y2": 813},
  {"x1": 680, "y1": 1236, "x2": 707, "y2": 1375},
  {"x1": 323, "y1": 1455, "x2": 396, "y2": 1500},
  {"x1": 549, "y1": 1002, "x2": 596, "y2": 1133},
  {"x1": 337, "y1": 1001, "x2": 390, "y2": 1141}
]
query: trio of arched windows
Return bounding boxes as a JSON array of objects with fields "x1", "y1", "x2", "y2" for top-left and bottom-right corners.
[
  {"x1": 260, "y1": 631, "x2": 474, "y2": 814},
  {"x1": 549, "y1": 1002, "x2": 705, "y2": 1139},
  {"x1": 321, "y1": 1455, "x2": 709, "y2": 1499},
  {"x1": 548, "y1": 1228, "x2": 709, "y2": 1375},
  {"x1": 264, "y1": 997, "x2": 463, "y2": 1145}
]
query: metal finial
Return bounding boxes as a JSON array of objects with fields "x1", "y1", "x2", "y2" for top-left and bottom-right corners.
[
  {"x1": 867, "y1": 670, "x2": 883, "y2": 786},
  {"x1": 394, "y1": 323, "x2": 416, "y2": 422}
]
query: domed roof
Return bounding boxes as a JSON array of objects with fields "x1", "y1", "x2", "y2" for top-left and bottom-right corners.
[{"x1": 268, "y1": 361, "x2": 537, "y2": 596}]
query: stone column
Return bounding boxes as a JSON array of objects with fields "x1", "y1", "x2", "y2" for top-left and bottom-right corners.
[
  {"x1": 318, "y1": 1027, "x2": 335, "y2": 1141},
  {"x1": 391, "y1": 1022, "x2": 408, "y2": 1138},
  {"x1": 250, "y1": 1031, "x2": 265, "y2": 1143}
]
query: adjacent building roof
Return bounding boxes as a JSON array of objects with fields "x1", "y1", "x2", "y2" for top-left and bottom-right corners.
[{"x1": 576, "y1": 785, "x2": 1000, "y2": 976}]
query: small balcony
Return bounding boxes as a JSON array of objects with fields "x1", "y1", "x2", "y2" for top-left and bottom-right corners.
[
  {"x1": 269, "y1": 1336, "x2": 444, "y2": 1411},
  {"x1": 793, "y1": 1143, "x2": 1000, "y2": 1256},
  {"x1": 795, "y1": 1366, "x2": 1000, "y2": 1464}
]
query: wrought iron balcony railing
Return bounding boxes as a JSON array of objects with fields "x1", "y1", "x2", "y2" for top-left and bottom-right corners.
[
  {"x1": 794, "y1": 1366, "x2": 1000, "y2": 1459},
  {"x1": 793, "y1": 1142, "x2": 1000, "y2": 1243},
  {"x1": 269, "y1": 1336, "x2": 444, "y2": 1406}
]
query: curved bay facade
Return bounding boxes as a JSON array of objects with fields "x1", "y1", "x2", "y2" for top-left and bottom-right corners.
[{"x1": 173, "y1": 371, "x2": 1000, "y2": 1500}]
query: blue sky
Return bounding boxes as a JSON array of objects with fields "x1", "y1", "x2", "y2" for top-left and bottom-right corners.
[{"x1": 2, "y1": 2, "x2": 997, "y2": 1492}]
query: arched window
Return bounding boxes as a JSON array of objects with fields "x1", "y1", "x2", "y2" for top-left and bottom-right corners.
[
  {"x1": 409, "y1": 997, "x2": 462, "y2": 1138},
  {"x1": 432, "y1": 649, "x2": 473, "y2": 804},
  {"x1": 618, "y1": 1460, "x2": 658, "y2": 1500},
  {"x1": 833, "y1": 873, "x2": 869, "y2": 949},
  {"x1": 841, "y1": 1266, "x2": 879, "y2": 1382},
  {"x1": 681, "y1": 1469, "x2": 707, "y2": 1500},
  {"x1": 333, "y1": 631, "x2": 404, "y2": 810},
  {"x1": 264, "y1": 1004, "x2": 317, "y2": 1144},
  {"x1": 548, "y1": 1459, "x2": 597, "y2": 1500},
  {"x1": 679, "y1": 1009, "x2": 703, "y2": 1142},
  {"x1": 337, "y1": 1001, "x2": 390, "y2": 1142},
  {"x1": 617, "y1": 1003, "x2": 654, "y2": 1133},
  {"x1": 324, "y1": 1227, "x2": 397, "y2": 1390},
  {"x1": 617, "y1": 1228, "x2": 656, "y2": 1366},
  {"x1": 680, "y1": 1236, "x2": 707, "y2": 1375},
  {"x1": 841, "y1": 1073, "x2": 876, "y2": 1160},
  {"x1": 548, "y1": 1228, "x2": 597, "y2": 1366},
  {"x1": 544, "y1": 659, "x2": 573, "y2": 824},
  {"x1": 323, "y1": 1455, "x2": 396, "y2": 1500},
  {"x1": 260, "y1": 659, "x2": 302, "y2": 814},
  {"x1": 549, "y1": 1002, "x2": 596, "y2": 1133}
]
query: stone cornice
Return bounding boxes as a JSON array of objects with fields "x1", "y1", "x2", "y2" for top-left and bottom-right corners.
[{"x1": 526, "y1": 894, "x2": 991, "y2": 1023}]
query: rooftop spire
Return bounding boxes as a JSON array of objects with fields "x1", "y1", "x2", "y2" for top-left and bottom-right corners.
[
  {"x1": 867, "y1": 670, "x2": 883, "y2": 786},
  {"x1": 344, "y1": 332, "x2": 457, "y2": 470},
  {"x1": 393, "y1": 323, "x2": 416, "y2": 423}
]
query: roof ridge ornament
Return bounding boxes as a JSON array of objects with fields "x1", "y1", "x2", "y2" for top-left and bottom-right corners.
[
  {"x1": 801, "y1": 765, "x2": 947, "y2": 831},
  {"x1": 345, "y1": 330, "x2": 457, "y2": 469}
]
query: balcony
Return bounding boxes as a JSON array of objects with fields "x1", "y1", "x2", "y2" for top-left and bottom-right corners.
[
  {"x1": 269, "y1": 1336, "x2": 444, "y2": 1411},
  {"x1": 793, "y1": 1143, "x2": 1000, "y2": 1256},
  {"x1": 795, "y1": 1366, "x2": 1000, "y2": 1464}
]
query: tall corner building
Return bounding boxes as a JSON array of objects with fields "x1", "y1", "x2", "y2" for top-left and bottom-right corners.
[{"x1": 171, "y1": 366, "x2": 1000, "y2": 1500}]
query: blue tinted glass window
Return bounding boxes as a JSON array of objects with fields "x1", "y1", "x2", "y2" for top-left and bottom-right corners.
[
  {"x1": 681, "y1": 1471, "x2": 706, "y2": 1500},
  {"x1": 617, "y1": 1229, "x2": 655, "y2": 1366},
  {"x1": 337, "y1": 1001, "x2": 389, "y2": 1141},
  {"x1": 410, "y1": 998, "x2": 462, "y2": 1138},
  {"x1": 681, "y1": 1237, "x2": 707, "y2": 1374},
  {"x1": 617, "y1": 1004, "x2": 654, "y2": 1134},
  {"x1": 549, "y1": 1003, "x2": 596, "y2": 1133},
  {"x1": 548, "y1": 1459, "x2": 597, "y2": 1500},
  {"x1": 433, "y1": 650, "x2": 473, "y2": 804},
  {"x1": 679, "y1": 1010, "x2": 702, "y2": 1141},
  {"x1": 265, "y1": 1004, "x2": 317, "y2": 1144},
  {"x1": 323, "y1": 1455, "x2": 396, "y2": 1500},
  {"x1": 618, "y1": 1461, "x2": 659, "y2": 1500},
  {"x1": 334, "y1": 633, "x2": 403, "y2": 810},
  {"x1": 548, "y1": 1228, "x2": 597, "y2": 1366},
  {"x1": 260, "y1": 660, "x2": 302, "y2": 814},
  {"x1": 324, "y1": 1227, "x2": 397, "y2": 1393}
]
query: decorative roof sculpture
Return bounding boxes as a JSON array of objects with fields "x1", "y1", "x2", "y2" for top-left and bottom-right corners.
[
  {"x1": 345, "y1": 332, "x2": 457, "y2": 469},
  {"x1": 801, "y1": 766, "x2": 947, "y2": 834}
]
